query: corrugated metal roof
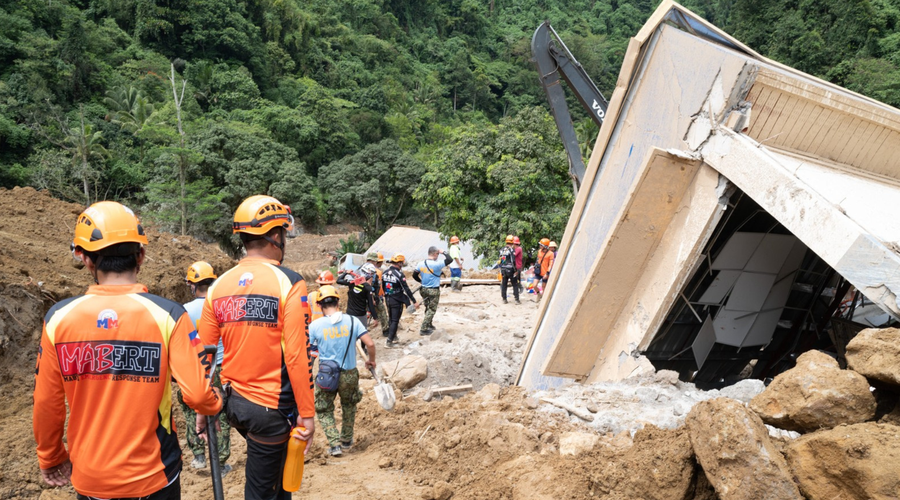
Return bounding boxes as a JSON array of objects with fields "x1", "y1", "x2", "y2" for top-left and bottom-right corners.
[{"x1": 366, "y1": 226, "x2": 483, "y2": 269}]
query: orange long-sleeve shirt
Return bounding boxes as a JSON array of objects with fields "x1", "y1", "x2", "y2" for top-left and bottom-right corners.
[
  {"x1": 198, "y1": 257, "x2": 314, "y2": 417},
  {"x1": 33, "y1": 284, "x2": 221, "y2": 499}
]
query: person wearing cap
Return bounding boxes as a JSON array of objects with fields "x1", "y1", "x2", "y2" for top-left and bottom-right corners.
[
  {"x1": 308, "y1": 285, "x2": 376, "y2": 456},
  {"x1": 415, "y1": 246, "x2": 453, "y2": 335},
  {"x1": 336, "y1": 262, "x2": 380, "y2": 330},
  {"x1": 34, "y1": 202, "x2": 222, "y2": 499},
  {"x1": 309, "y1": 270, "x2": 337, "y2": 322},
  {"x1": 198, "y1": 195, "x2": 315, "y2": 500},
  {"x1": 381, "y1": 254, "x2": 419, "y2": 347},
  {"x1": 498, "y1": 235, "x2": 520, "y2": 304},
  {"x1": 178, "y1": 261, "x2": 231, "y2": 475},
  {"x1": 373, "y1": 252, "x2": 389, "y2": 335},
  {"x1": 448, "y1": 236, "x2": 464, "y2": 292},
  {"x1": 535, "y1": 238, "x2": 555, "y2": 299},
  {"x1": 513, "y1": 236, "x2": 524, "y2": 294}
]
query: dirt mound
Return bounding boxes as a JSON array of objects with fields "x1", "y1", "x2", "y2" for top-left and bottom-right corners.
[
  {"x1": 355, "y1": 386, "x2": 708, "y2": 500},
  {"x1": 0, "y1": 187, "x2": 235, "y2": 303}
]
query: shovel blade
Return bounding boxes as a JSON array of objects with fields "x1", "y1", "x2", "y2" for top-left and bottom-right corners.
[{"x1": 374, "y1": 382, "x2": 396, "y2": 411}]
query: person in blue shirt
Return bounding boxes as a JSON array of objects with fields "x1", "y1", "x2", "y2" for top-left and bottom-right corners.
[
  {"x1": 414, "y1": 246, "x2": 453, "y2": 335},
  {"x1": 180, "y1": 261, "x2": 232, "y2": 476},
  {"x1": 309, "y1": 285, "x2": 376, "y2": 457}
]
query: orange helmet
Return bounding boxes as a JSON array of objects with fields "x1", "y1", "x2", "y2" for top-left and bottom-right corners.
[
  {"x1": 73, "y1": 201, "x2": 148, "y2": 254},
  {"x1": 316, "y1": 270, "x2": 336, "y2": 284},
  {"x1": 450, "y1": 236, "x2": 460, "y2": 244},
  {"x1": 549, "y1": 241, "x2": 558, "y2": 249},
  {"x1": 505, "y1": 235, "x2": 514, "y2": 244},
  {"x1": 317, "y1": 285, "x2": 339, "y2": 301},
  {"x1": 232, "y1": 195, "x2": 294, "y2": 235},
  {"x1": 185, "y1": 261, "x2": 217, "y2": 283},
  {"x1": 540, "y1": 238, "x2": 551, "y2": 246},
  {"x1": 376, "y1": 252, "x2": 384, "y2": 262},
  {"x1": 390, "y1": 253, "x2": 405, "y2": 263},
  {"x1": 513, "y1": 236, "x2": 520, "y2": 244}
]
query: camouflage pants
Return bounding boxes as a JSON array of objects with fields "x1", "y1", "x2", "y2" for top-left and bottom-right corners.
[
  {"x1": 315, "y1": 368, "x2": 362, "y2": 447},
  {"x1": 177, "y1": 364, "x2": 231, "y2": 464},
  {"x1": 375, "y1": 300, "x2": 388, "y2": 336},
  {"x1": 420, "y1": 287, "x2": 441, "y2": 331}
]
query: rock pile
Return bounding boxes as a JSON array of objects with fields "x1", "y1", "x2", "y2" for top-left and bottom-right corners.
[{"x1": 688, "y1": 328, "x2": 900, "y2": 500}]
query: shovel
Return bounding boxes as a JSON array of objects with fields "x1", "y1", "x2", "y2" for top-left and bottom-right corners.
[
  {"x1": 203, "y1": 345, "x2": 225, "y2": 500},
  {"x1": 356, "y1": 341, "x2": 395, "y2": 411}
]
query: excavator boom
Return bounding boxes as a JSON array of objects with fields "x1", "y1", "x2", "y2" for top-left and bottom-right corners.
[{"x1": 532, "y1": 21, "x2": 609, "y2": 189}]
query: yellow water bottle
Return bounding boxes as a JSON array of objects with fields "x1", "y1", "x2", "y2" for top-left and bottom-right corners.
[{"x1": 282, "y1": 427, "x2": 306, "y2": 492}]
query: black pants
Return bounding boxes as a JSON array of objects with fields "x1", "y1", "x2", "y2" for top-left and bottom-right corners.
[
  {"x1": 77, "y1": 476, "x2": 180, "y2": 500},
  {"x1": 501, "y1": 272, "x2": 520, "y2": 301},
  {"x1": 226, "y1": 391, "x2": 296, "y2": 500},
  {"x1": 385, "y1": 296, "x2": 405, "y2": 342}
]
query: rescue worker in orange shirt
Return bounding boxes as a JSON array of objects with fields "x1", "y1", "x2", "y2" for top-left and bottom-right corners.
[
  {"x1": 535, "y1": 238, "x2": 555, "y2": 299},
  {"x1": 198, "y1": 195, "x2": 315, "y2": 500},
  {"x1": 33, "y1": 201, "x2": 222, "y2": 500},
  {"x1": 309, "y1": 270, "x2": 337, "y2": 322}
]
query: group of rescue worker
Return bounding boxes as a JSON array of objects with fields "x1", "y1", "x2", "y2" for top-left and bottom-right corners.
[
  {"x1": 31, "y1": 191, "x2": 558, "y2": 500},
  {"x1": 32, "y1": 194, "x2": 368, "y2": 500},
  {"x1": 497, "y1": 235, "x2": 557, "y2": 303}
]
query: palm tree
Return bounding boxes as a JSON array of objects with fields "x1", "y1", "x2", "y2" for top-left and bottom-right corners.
[
  {"x1": 66, "y1": 108, "x2": 109, "y2": 204},
  {"x1": 104, "y1": 86, "x2": 158, "y2": 161}
]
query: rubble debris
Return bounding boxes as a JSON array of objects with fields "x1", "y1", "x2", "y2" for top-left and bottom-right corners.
[
  {"x1": 749, "y1": 350, "x2": 876, "y2": 432},
  {"x1": 380, "y1": 355, "x2": 428, "y2": 390},
  {"x1": 540, "y1": 398, "x2": 594, "y2": 422},
  {"x1": 559, "y1": 431, "x2": 599, "y2": 456},
  {"x1": 422, "y1": 385, "x2": 473, "y2": 402},
  {"x1": 785, "y1": 422, "x2": 900, "y2": 500},
  {"x1": 686, "y1": 398, "x2": 802, "y2": 500},
  {"x1": 475, "y1": 383, "x2": 500, "y2": 401},
  {"x1": 846, "y1": 327, "x2": 900, "y2": 386}
]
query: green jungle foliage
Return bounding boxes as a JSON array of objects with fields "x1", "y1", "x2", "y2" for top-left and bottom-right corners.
[{"x1": 2, "y1": 0, "x2": 899, "y2": 257}]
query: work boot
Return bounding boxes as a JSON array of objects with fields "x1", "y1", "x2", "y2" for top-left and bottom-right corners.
[
  {"x1": 420, "y1": 328, "x2": 434, "y2": 336},
  {"x1": 220, "y1": 464, "x2": 232, "y2": 478},
  {"x1": 329, "y1": 445, "x2": 343, "y2": 457},
  {"x1": 340, "y1": 440, "x2": 353, "y2": 452},
  {"x1": 384, "y1": 339, "x2": 394, "y2": 348},
  {"x1": 191, "y1": 454, "x2": 206, "y2": 469},
  {"x1": 515, "y1": 299, "x2": 521, "y2": 305},
  {"x1": 503, "y1": 298, "x2": 508, "y2": 304}
]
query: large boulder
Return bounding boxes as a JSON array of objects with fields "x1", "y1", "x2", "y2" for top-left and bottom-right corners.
[
  {"x1": 380, "y1": 355, "x2": 428, "y2": 390},
  {"x1": 846, "y1": 327, "x2": 900, "y2": 386},
  {"x1": 749, "y1": 350, "x2": 875, "y2": 432},
  {"x1": 785, "y1": 422, "x2": 900, "y2": 500},
  {"x1": 686, "y1": 398, "x2": 802, "y2": 500}
]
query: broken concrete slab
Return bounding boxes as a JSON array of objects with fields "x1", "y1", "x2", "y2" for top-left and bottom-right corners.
[
  {"x1": 687, "y1": 398, "x2": 802, "y2": 500},
  {"x1": 749, "y1": 350, "x2": 875, "y2": 432},
  {"x1": 846, "y1": 327, "x2": 900, "y2": 386}
]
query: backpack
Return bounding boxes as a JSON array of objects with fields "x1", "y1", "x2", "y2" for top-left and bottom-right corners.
[{"x1": 499, "y1": 246, "x2": 516, "y2": 277}]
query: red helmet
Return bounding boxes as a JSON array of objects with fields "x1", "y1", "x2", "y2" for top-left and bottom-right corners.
[
  {"x1": 315, "y1": 270, "x2": 336, "y2": 285},
  {"x1": 540, "y1": 238, "x2": 551, "y2": 247},
  {"x1": 513, "y1": 236, "x2": 520, "y2": 244}
]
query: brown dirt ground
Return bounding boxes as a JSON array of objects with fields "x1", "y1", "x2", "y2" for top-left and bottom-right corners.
[{"x1": 0, "y1": 188, "x2": 715, "y2": 500}]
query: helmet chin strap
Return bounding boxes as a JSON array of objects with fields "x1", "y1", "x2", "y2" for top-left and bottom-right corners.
[{"x1": 262, "y1": 229, "x2": 286, "y2": 264}]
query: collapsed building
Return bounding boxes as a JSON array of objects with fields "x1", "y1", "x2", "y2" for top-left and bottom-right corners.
[{"x1": 519, "y1": 0, "x2": 900, "y2": 390}]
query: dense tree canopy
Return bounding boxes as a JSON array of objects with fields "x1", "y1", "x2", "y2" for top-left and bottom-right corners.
[{"x1": 2, "y1": 0, "x2": 899, "y2": 257}]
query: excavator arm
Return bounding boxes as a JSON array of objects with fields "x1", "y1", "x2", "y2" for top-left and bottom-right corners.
[{"x1": 532, "y1": 21, "x2": 609, "y2": 189}]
